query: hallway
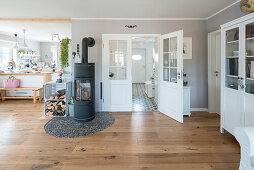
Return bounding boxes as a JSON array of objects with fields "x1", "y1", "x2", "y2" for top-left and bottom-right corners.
[{"x1": 132, "y1": 83, "x2": 158, "y2": 111}]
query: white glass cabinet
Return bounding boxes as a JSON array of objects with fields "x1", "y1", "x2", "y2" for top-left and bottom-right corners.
[{"x1": 221, "y1": 13, "x2": 254, "y2": 135}]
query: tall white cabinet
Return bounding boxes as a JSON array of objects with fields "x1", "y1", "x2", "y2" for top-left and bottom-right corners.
[{"x1": 221, "y1": 13, "x2": 254, "y2": 135}]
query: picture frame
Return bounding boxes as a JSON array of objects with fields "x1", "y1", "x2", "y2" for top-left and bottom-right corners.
[{"x1": 183, "y1": 37, "x2": 192, "y2": 59}]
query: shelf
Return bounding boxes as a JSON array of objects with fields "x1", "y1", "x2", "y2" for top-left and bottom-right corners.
[
  {"x1": 246, "y1": 56, "x2": 254, "y2": 58},
  {"x1": 109, "y1": 52, "x2": 127, "y2": 55},
  {"x1": 45, "y1": 99, "x2": 65, "y2": 102},
  {"x1": 226, "y1": 56, "x2": 239, "y2": 59},
  {"x1": 246, "y1": 77, "x2": 254, "y2": 81},
  {"x1": 227, "y1": 40, "x2": 239, "y2": 44},
  {"x1": 19, "y1": 54, "x2": 40, "y2": 57},
  {"x1": 226, "y1": 37, "x2": 254, "y2": 44},
  {"x1": 109, "y1": 66, "x2": 127, "y2": 68},
  {"x1": 247, "y1": 37, "x2": 254, "y2": 41},
  {"x1": 163, "y1": 51, "x2": 177, "y2": 54},
  {"x1": 226, "y1": 75, "x2": 238, "y2": 78}
]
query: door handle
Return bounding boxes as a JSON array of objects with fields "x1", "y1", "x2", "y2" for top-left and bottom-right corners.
[
  {"x1": 215, "y1": 71, "x2": 219, "y2": 77},
  {"x1": 237, "y1": 77, "x2": 245, "y2": 89},
  {"x1": 177, "y1": 72, "x2": 181, "y2": 80},
  {"x1": 100, "y1": 82, "x2": 103, "y2": 100}
]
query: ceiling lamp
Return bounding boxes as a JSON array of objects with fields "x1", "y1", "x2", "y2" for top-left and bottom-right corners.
[
  {"x1": 51, "y1": 34, "x2": 60, "y2": 41},
  {"x1": 22, "y1": 29, "x2": 28, "y2": 48},
  {"x1": 13, "y1": 34, "x2": 19, "y2": 49},
  {"x1": 132, "y1": 54, "x2": 142, "y2": 61}
]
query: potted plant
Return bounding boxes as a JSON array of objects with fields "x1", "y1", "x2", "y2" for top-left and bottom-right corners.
[{"x1": 56, "y1": 70, "x2": 64, "y2": 83}]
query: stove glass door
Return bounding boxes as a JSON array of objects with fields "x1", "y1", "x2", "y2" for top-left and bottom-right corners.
[{"x1": 76, "y1": 80, "x2": 91, "y2": 101}]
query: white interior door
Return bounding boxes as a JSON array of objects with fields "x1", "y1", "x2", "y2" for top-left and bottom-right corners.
[
  {"x1": 208, "y1": 31, "x2": 221, "y2": 114},
  {"x1": 159, "y1": 30, "x2": 184, "y2": 123},
  {"x1": 102, "y1": 34, "x2": 132, "y2": 111},
  {"x1": 132, "y1": 48, "x2": 146, "y2": 83}
]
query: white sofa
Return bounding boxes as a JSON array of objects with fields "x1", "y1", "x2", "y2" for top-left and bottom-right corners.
[{"x1": 234, "y1": 127, "x2": 254, "y2": 170}]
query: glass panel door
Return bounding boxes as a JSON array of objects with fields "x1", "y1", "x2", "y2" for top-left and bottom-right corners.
[
  {"x1": 163, "y1": 37, "x2": 178, "y2": 83},
  {"x1": 109, "y1": 40, "x2": 127, "y2": 80},
  {"x1": 245, "y1": 23, "x2": 254, "y2": 94},
  {"x1": 225, "y1": 27, "x2": 239, "y2": 90}
]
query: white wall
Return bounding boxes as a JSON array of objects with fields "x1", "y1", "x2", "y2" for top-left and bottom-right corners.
[
  {"x1": 154, "y1": 38, "x2": 159, "y2": 104},
  {"x1": 0, "y1": 33, "x2": 40, "y2": 52}
]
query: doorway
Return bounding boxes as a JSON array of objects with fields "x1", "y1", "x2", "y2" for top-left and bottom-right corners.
[
  {"x1": 131, "y1": 37, "x2": 159, "y2": 111},
  {"x1": 208, "y1": 30, "x2": 221, "y2": 114},
  {"x1": 102, "y1": 31, "x2": 184, "y2": 123}
]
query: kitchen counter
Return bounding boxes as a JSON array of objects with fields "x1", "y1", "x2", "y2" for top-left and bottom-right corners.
[
  {"x1": 0, "y1": 73, "x2": 52, "y2": 97},
  {"x1": 0, "y1": 72, "x2": 51, "y2": 76},
  {"x1": 0, "y1": 72, "x2": 52, "y2": 84}
]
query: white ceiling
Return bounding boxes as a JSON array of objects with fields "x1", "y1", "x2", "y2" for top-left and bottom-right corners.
[
  {"x1": 0, "y1": 22, "x2": 71, "y2": 42},
  {"x1": 0, "y1": 0, "x2": 239, "y2": 19},
  {"x1": 0, "y1": 0, "x2": 239, "y2": 42}
]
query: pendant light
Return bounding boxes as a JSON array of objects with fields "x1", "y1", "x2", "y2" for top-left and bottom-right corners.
[
  {"x1": 13, "y1": 34, "x2": 19, "y2": 49},
  {"x1": 51, "y1": 34, "x2": 60, "y2": 41},
  {"x1": 22, "y1": 29, "x2": 28, "y2": 48}
]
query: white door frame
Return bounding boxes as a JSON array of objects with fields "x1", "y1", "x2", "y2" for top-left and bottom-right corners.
[
  {"x1": 208, "y1": 30, "x2": 221, "y2": 114},
  {"x1": 102, "y1": 34, "x2": 161, "y2": 112}
]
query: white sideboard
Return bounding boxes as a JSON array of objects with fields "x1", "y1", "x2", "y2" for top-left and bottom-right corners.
[{"x1": 183, "y1": 86, "x2": 191, "y2": 116}]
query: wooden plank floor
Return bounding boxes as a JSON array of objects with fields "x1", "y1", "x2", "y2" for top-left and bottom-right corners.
[{"x1": 0, "y1": 100, "x2": 240, "y2": 170}]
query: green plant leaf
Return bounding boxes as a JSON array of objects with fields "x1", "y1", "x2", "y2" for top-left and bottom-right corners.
[{"x1": 60, "y1": 38, "x2": 71, "y2": 69}]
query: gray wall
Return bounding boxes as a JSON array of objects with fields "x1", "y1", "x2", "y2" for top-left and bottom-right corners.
[
  {"x1": 206, "y1": 2, "x2": 247, "y2": 33},
  {"x1": 72, "y1": 20, "x2": 208, "y2": 111}
]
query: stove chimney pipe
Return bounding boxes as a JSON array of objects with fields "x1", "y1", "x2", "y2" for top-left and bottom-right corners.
[{"x1": 82, "y1": 37, "x2": 95, "y2": 63}]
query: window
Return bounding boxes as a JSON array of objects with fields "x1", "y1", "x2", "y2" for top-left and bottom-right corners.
[
  {"x1": 51, "y1": 46, "x2": 58, "y2": 68},
  {"x1": 0, "y1": 47, "x2": 12, "y2": 70}
]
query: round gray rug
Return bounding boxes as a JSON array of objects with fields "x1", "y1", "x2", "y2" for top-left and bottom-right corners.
[{"x1": 44, "y1": 112, "x2": 115, "y2": 138}]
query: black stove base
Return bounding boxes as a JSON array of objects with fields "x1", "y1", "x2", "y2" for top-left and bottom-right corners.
[{"x1": 74, "y1": 101, "x2": 95, "y2": 122}]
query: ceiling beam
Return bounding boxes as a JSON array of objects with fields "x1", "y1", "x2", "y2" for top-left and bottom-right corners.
[{"x1": 0, "y1": 18, "x2": 71, "y2": 22}]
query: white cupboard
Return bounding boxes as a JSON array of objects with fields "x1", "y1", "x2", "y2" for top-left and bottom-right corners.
[{"x1": 221, "y1": 13, "x2": 254, "y2": 135}]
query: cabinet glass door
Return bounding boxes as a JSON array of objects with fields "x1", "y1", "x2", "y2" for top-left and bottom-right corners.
[
  {"x1": 245, "y1": 23, "x2": 254, "y2": 94},
  {"x1": 225, "y1": 28, "x2": 239, "y2": 90}
]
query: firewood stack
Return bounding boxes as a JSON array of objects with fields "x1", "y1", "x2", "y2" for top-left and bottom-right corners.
[{"x1": 45, "y1": 89, "x2": 66, "y2": 116}]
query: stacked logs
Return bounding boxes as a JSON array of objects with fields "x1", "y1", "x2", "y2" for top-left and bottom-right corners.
[{"x1": 45, "y1": 89, "x2": 66, "y2": 116}]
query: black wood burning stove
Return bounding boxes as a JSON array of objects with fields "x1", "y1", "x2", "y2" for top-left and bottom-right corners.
[{"x1": 74, "y1": 37, "x2": 95, "y2": 122}]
